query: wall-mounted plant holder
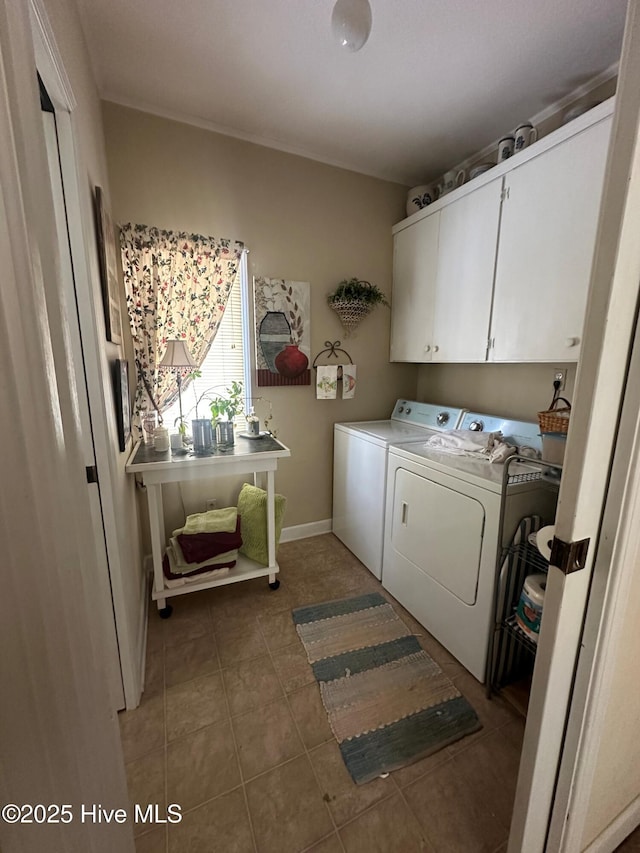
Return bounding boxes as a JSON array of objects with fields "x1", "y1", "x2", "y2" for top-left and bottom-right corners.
[{"x1": 327, "y1": 279, "x2": 390, "y2": 336}]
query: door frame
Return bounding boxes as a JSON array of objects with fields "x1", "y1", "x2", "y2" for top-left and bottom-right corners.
[
  {"x1": 30, "y1": 0, "x2": 140, "y2": 709},
  {"x1": 509, "y1": 1, "x2": 640, "y2": 849}
]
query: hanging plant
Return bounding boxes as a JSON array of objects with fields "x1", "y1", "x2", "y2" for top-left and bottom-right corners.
[{"x1": 327, "y1": 278, "x2": 390, "y2": 333}]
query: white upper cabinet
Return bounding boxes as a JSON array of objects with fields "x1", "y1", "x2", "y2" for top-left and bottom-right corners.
[
  {"x1": 489, "y1": 115, "x2": 612, "y2": 362},
  {"x1": 390, "y1": 210, "x2": 440, "y2": 362},
  {"x1": 432, "y1": 177, "x2": 503, "y2": 362},
  {"x1": 390, "y1": 99, "x2": 614, "y2": 365}
]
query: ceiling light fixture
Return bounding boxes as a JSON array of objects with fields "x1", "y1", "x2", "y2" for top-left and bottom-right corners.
[{"x1": 331, "y1": 0, "x2": 372, "y2": 52}]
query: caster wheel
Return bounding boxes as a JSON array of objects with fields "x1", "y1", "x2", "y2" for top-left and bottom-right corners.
[
  {"x1": 268, "y1": 580, "x2": 280, "y2": 590},
  {"x1": 158, "y1": 604, "x2": 173, "y2": 619}
]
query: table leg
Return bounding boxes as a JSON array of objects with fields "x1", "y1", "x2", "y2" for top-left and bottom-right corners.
[
  {"x1": 147, "y1": 483, "x2": 167, "y2": 613},
  {"x1": 266, "y1": 469, "x2": 276, "y2": 571}
]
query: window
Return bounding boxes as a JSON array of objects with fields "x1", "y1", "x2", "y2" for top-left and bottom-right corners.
[{"x1": 161, "y1": 252, "x2": 251, "y2": 432}]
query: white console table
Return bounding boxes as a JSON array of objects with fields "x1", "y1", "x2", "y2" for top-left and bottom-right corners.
[{"x1": 125, "y1": 435, "x2": 291, "y2": 617}]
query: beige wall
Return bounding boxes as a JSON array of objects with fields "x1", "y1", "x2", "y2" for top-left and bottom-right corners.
[
  {"x1": 417, "y1": 362, "x2": 576, "y2": 422},
  {"x1": 102, "y1": 101, "x2": 418, "y2": 530}
]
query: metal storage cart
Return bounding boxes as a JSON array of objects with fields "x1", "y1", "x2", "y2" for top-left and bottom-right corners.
[{"x1": 487, "y1": 455, "x2": 562, "y2": 699}]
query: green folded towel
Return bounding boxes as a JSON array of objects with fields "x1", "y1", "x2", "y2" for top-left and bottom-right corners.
[
  {"x1": 176, "y1": 506, "x2": 238, "y2": 536},
  {"x1": 237, "y1": 483, "x2": 286, "y2": 566}
]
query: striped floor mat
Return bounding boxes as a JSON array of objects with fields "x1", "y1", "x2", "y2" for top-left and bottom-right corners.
[{"x1": 293, "y1": 592, "x2": 481, "y2": 784}]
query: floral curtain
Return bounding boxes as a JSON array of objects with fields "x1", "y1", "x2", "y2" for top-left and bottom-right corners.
[{"x1": 120, "y1": 223, "x2": 244, "y2": 434}]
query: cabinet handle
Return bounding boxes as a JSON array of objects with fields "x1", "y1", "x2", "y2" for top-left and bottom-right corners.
[
  {"x1": 433, "y1": 345, "x2": 440, "y2": 353},
  {"x1": 424, "y1": 344, "x2": 431, "y2": 353},
  {"x1": 401, "y1": 501, "x2": 408, "y2": 525},
  {"x1": 565, "y1": 337, "x2": 580, "y2": 348}
]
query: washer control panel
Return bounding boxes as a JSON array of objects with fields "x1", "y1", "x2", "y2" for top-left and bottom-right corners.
[
  {"x1": 459, "y1": 411, "x2": 543, "y2": 451},
  {"x1": 391, "y1": 400, "x2": 465, "y2": 432}
]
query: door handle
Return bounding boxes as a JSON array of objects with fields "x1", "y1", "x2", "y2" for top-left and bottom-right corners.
[{"x1": 401, "y1": 501, "x2": 408, "y2": 525}]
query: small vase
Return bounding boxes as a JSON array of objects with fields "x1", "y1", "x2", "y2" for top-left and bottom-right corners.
[
  {"x1": 274, "y1": 344, "x2": 309, "y2": 379},
  {"x1": 259, "y1": 311, "x2": 291, "y2": 372},
  {"x1": 192, "y1": 418, "x2": 215, "y2": 454},
  {"x1": 216, "y1": 420, "x2": 235, "y2": 448}
]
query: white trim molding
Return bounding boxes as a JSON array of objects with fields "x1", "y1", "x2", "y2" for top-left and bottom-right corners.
[
  {"x1": 29, "y1": 0, "x2": 76, "y2": 110},
  {"x1": 280, "y1": 519, "x2": 333, "y2": 543}
]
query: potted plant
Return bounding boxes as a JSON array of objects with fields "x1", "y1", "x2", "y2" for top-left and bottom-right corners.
[
  {"x1": 209, "y1": 380, "x2": 244, "y2": 447},
  {"x1": 327, "y1": 278, "x2": 390, "y2": 333}
]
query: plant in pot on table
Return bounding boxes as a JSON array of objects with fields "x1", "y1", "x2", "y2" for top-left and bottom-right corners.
[
  {"x1": 327, "y1": 278, "x2": 390, "y2": 334},
  {"x1": 209, "y1": 380, "x2": 244, "y2": 448}
]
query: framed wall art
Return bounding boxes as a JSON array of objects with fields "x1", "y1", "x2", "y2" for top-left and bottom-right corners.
[
  {"x1": 113, "y1": 358, "x2": 131, "y2": 452},
  {"x1": 254, "y1": 277, "x2": 311, "y2": 386},
  {"x1": 94, "y1": 185, "x2": 123, "y2": 344}
]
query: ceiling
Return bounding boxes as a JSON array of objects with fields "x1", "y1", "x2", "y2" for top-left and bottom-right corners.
[{"x1": 75, "y1": 0, "x2": 628, "y2": 186}]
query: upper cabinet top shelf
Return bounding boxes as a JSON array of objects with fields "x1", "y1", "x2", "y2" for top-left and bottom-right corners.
[
  {"x1": 393, "y1": 97, "x2": 615, "y2": 234},
  {"x1": 390, "y1": 98, "x2": 615, "y2": 365}
]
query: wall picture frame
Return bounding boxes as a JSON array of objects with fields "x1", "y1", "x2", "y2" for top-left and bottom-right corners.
[
  {"x1": 113, "y1": 358, "x2": 131, "y2": 452},
  {"x1": 254, "y1": 277, "x2": 311, "y2": 386},
  {"x1": 94, "y1": 185, "x2": 123, "y2": 344}
]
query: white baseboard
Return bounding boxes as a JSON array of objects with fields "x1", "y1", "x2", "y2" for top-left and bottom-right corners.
[
  {"x1": 583, "y1": 796, "x2": 640, "y2": 853},
  {"x1": 280, "y1": 519, "x2": 333, "y2": 542}
]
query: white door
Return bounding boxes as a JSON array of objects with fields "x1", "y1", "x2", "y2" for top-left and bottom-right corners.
[
  {"x1": 490, "y1": 115, "x2": 612, "y2": 363},
  {"x1": 432, "y1": 177, "x2": 503, "y2": 362},
  {"x1": 509, "y1": 3, "x2": 640, "y2": 848},
  {"x1": 41, "y1": 99, "x2": 124, "y2": 709},
  {"x1": 390, "y1": 211, "x2": 440, "y2": 362}
]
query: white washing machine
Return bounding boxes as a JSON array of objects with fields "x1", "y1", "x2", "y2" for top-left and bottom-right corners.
[
  {"x1": 382, "y1": 412, "x2": 558, "y2": 682},
  {"x1": 333, "y1": 400, "x2": 465, "y2": 579}
]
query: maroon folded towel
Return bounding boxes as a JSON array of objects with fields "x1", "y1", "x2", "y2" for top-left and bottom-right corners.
[
  {"x1": 163, "y1": 553, "x2": 236, "y2": 580},
  {"x1": 177, "y1": 517, "x2": 243, "y2": 564}
]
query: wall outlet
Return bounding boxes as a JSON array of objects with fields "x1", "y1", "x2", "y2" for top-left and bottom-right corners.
[
  {"x1": 205, "y1": 498, "x2": 218, "y2": 511},
  {"x1": 553, "y1": 368, "x2": 567, "y2": 390}
]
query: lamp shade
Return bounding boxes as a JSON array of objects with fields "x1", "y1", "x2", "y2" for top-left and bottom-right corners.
[
  {"x1": 159, "y1": 339, "x2": 196, "y2": 369},
  {"x1": 331, "y1": 0, "x2": 372, "y2": 52}
]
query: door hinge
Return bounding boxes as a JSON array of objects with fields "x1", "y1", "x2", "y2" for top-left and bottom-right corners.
[
  {"x1": 501, "y1": 186, "x2": 510, "y2": 202},
  {"x1": 550, "y1": 536, "x2": 590, "y2": 574},
  {"x1": 85, "y1": 465, "x2": 98, "y2": 484}
]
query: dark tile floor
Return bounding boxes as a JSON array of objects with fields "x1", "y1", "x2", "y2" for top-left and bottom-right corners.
[{"x1": 119, "y1": 534, "x2": 532, "y2": 853}]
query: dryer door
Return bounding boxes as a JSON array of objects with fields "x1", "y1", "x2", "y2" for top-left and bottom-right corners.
[{"x1": 391, "y1": 467, "x2": 485, "y2": 604}]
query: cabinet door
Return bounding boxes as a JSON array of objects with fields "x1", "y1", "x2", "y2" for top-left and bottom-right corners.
[
  {"x1": 432, "y1": 177, "x2": 503, "y2": 362},
  {"x1": 390, "y1": 211, "x2": 439, "y2": 362},
  {"x1": 490, "y1": 116, "x2": 612, "y2": 362}
]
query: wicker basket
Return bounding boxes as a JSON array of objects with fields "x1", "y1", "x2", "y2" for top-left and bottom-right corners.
[
  {"x1": 330, "y1": 299, "x2": 373, "y2": 333},
  {"x1": 538, "y1": 396, "x2": 571, "y2": 435}
]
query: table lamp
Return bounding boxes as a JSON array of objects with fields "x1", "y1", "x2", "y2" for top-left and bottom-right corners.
[{"x1": 159, "y1": 340, "x2": 196, "y2": 437}]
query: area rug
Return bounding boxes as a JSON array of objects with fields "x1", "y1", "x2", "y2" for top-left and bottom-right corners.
[{"x1": 293, "y1": 592, "x2": 481, "y2": 784}]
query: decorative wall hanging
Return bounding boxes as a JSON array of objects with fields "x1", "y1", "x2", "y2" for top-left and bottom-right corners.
[
  {"x1": 327, "y1": 278, "x2": 389, "y2": 335},
  {"x1": 254, "y1": 277, "x2": 311, "y2": 386},
  {"x1": 94, "y1": 186, "x2": 123, "y2": 344},
  {"x1": 312, "y1": 341, "x2": 356, "y2": 400},
  {"x1": 112, "y1": 358, "x2": 131, "y2": 452}
]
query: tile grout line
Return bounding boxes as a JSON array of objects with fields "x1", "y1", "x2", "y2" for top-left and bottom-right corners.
[
  {"x1": 256, "y1": 606, "x2": 348, "y2": 853},
  {"x1": 212, "y1": 599, "x2": 260, "y2": 853}
]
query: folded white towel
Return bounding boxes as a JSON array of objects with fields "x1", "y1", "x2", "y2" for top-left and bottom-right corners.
[
  {"x1": 426, "y1": 429, "x2": 502, "y2": 454},
  {"x1": 164, "y1": 566, "x2": 230, "y2": 588},
  {"x1": 426, "y1": 430, "x2": 516, "y2": 464}
]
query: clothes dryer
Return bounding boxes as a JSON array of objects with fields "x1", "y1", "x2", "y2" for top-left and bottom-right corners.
[{"x1": 382, "y1": 412, "x2": 558, "y2": 681}]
